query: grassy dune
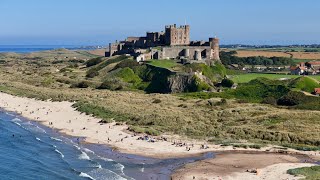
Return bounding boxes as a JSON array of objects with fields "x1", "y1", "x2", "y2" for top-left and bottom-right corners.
[
  {"x1": 288, "y1": 166, "x2": 320, "y2": 180},
  {"x1": 0, "y1": 50, "x2": 320, "y2": 148}
]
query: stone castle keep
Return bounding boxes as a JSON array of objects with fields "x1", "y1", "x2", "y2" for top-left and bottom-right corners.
[{"x1": 106, "y1": 24, "x2": 220, "y2": 65}]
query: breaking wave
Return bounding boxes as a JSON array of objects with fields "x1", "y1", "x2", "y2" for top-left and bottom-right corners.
[{"x1": 55, "y1": 149, "x2": 65, "y2": 158}]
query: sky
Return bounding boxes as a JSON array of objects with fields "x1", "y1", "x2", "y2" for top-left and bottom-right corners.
[{"x1": 0, "y1": 0, "x2": 319, "y2": 45}]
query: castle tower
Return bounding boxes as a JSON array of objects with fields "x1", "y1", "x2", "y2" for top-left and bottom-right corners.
[
  {"x1": 194, "y1": 50, "x2": 202, "y2": 60},
  {"x1": 165, "y1": 24, "x2": 190, "y2": 46},
  {"x1": 209, "y1": 37, "x2": 220, "y2": 62},
  {"x1": 184, "y1": 49, "x2": 190, "y2": 58}
]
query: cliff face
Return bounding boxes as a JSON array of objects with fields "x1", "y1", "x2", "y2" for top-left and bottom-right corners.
[
  {"x1": 167, "y1": 73, "x2": 213, "y2": 93},
  {"x1": 167, "y1": 74, "x2": 196, "y2": 93},
  {"x1": 144, "y1": 64, "x2": 218, "y2": 94}
]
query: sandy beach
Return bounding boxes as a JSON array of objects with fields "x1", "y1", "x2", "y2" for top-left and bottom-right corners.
[
  {"x1": 0, "y1": 92, "x2": 319, "y2": 179},
  {"x1": 0, "y1": 92, "x2": 220, "y2": 158},
  {"x1": 172, "y1": 152, "x2": 316, "y2": 180}
]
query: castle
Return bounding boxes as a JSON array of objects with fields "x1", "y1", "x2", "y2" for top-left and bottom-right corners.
[{"x1": 106, "y1": 24, "x2": 220, "y2": 65}]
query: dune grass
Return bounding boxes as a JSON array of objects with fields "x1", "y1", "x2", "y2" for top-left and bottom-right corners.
[
  {"x1": 287, "y1": 166, "x2": 320, "y2": 180},
  {"x1": 1, "y1": 50, "x2": 320, "y2": 148}
]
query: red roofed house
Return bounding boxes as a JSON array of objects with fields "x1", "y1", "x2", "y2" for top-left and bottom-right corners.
[
  {"x1": 306, "y1": 61, "x2": 320, "y2": 74},
  {"x1": 290, "y1": 62, "x2": 306, "y2": 75},
  {"x1": 313, "y1": 88, "x2": 320, "y2": 96}
]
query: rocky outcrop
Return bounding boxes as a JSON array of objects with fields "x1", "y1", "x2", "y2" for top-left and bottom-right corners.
[
  {"x1": 167, "y1": 74, "x2": 196, "y2": 93},
  {"x1": 145, "y1": 65, "x2": 216, "y2": 93},
  {"x1": 167, "y1": 73, "x2": 213, "y2": 93}
]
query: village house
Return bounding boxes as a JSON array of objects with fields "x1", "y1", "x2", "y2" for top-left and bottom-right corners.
[
  {"x1": 290, "y1": 61, "x2": 320, "y2": 75},
  {"x1": 290, "y1": 62, "x2": 307, "y2": 75},
  {"x1": 313, "y1": 88, "x2": 320, "y2": 96}
]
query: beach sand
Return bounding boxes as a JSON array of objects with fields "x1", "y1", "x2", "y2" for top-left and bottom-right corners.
[
  {"x1": 0, "y1": 92, "x2": 219, "y2": 158},
  {"x1": 0, "y1": 92, "x2": 318, "y2": 179},
  {"x1": 172, "y1": 152, "x2": 315, "y2": 180}
]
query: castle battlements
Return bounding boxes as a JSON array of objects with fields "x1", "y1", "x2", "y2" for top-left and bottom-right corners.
[{"x1": 106, "y1": 24, "x2": 220, "y2": 64}]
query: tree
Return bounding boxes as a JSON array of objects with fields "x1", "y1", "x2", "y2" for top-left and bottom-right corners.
[{"x1": 221, "y1": 79, "x2": 234, "y2": 88}]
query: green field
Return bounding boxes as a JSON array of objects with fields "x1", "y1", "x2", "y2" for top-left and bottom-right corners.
[
  {"x1": 225, "y1": 47, "x2": 320, "y2": 52},
  {"x1": 231, "y1": 73, "x2": 320, "y2": 83},
  {"x1": 147, "y1": 60, "x2": 180, "y2": 69}
]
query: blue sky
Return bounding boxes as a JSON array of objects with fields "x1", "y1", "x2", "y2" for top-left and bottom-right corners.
[{"x1": 0, "y1": 0, "x2": 319, "y2": 45}]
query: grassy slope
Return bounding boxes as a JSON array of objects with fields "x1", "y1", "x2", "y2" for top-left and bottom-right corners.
[
  {"x1": 289, "y1": 76, "x2": 320, "y2": 92},
  {"x1": 1, "y1": 51, "x2": 320, "y2": 148},
  {"x1": 287, "y1": 166, "x2": 320, "y2": 180},
  {"x1": 114, "y1": 67, "x2": 142, "y2": 84},
  {"x1": 147, "y1": 60, "x2": 180, "y2": 69}
]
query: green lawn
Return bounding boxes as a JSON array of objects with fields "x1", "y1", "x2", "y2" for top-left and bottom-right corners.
[
  {"x1": 147, "y1": 60, "x2": 180, "y2": 69},
  {"x1": 231, "y1": 73, "x2": 320, "y2": 83}
]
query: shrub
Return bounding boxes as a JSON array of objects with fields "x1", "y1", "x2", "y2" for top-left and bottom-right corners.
[
  {"x1": 152, "y1": 99, "x2": 161, "y2": 104},
  {"x1": 114, "y1": 59, "x2": 139, "y2": 70},
  {"x1": 192, "y1": 76, "x2": 210, "y2": 92},
  {"x1": 59, "y1": 67, "x2": 73, "y2": 72},
  {"x1": 221, "y1": 79, "x2": 234, "y2": 88},
  {"x1": 277, "y1": 91, "x2": 303, "y2": 106},
  {"x1": 128, "y1": 126, "x2": 160, "y2": 136},
  {"x1": 72, "y1": 102, "x2": 128, "y2": 122},
  {"x1": 262, "y1": 96, "x2": 277, "y2": 105},
  {"x1": 86, "y1": 57, "x2": 103, "y2": 67},
  {"x1": 231, "y1": 78, "x2": 290, "y2": 103},
  {"x1": 114, "y1": 67, "x2": 142, "y2": 84},
  {"x1": 86, "y1": 69, "x2": 99, "y2": 78},
  {"x1": 97, "y1": 78, "x2": 125, "y2": 91},
  {"x1": 71, "y1": 81, "x2": 91, "y2": 88},
  {"x1": 287, "y1": 166, "x2": 320, "y2": 180}
]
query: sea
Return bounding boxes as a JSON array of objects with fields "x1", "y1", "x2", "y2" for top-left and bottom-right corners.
[
  {"x1": 0, "y1": 109, "x2": 213, "y2": 180},
  {"x1": 0, "y1": 45, "x2": 96, "y2": 53}
]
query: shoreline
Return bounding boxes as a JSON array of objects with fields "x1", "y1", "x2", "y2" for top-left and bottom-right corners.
[
  {"x1": 1, "y1": 107, "x2": 213, "y2": 180},
  {"x1": 0, "y1": 92, "x2": 319, "y2": 179}
]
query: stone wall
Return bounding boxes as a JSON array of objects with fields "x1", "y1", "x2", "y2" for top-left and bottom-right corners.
[{"x1": 161, "y1": 46, "x2": 211, "y2": 60}]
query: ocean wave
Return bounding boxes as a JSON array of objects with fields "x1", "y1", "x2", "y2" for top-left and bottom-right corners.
[
  {"x1": 79, "y1": 151, "x2": 90, "y2": 160},
  {"x1": 55, "y1": 149, "x2": 65, "y2": 158},
  {"x1": 79, "y1": 172, "x2": 95, "y2": 180},
  {"x1": 98, "y1": 156, "x2": 114, "y2": 162},
  {"x1": 85, "y1": 168, "x2": 128, "y2": 180},
  {"x1": 11, "y1": 118, "x2": 22, "y2": 122},
  {"x1": 5, "y1": 112, "x2": 15, "y2": 116},
  {"x1": 73, "y1": 144, "x2": 81, "y2": 150},
  {"x1": 93, "y1": 163, "x2": 102, "y2": 169},
  {"x1": 140, "y1": 163, "x2": 145, "y2": 173},
  {"x1": 35, "y1": 125, "x2": 46, "y2": 133},
  {"x1": 83, "y1": 148, "x2": 94, "y2": 154},
  {"x1": 114, "y1": 163, "x2": 125, "y2": 175},
  {"x1": 13, "y1": 121, "x2": 21, "y2": 126},
  {"x1": 23, "y1": 121, "x2": 33, "y2": 125},
  {"x1": 50, "y1": 137, "x2": 63, "y2": 142}
]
